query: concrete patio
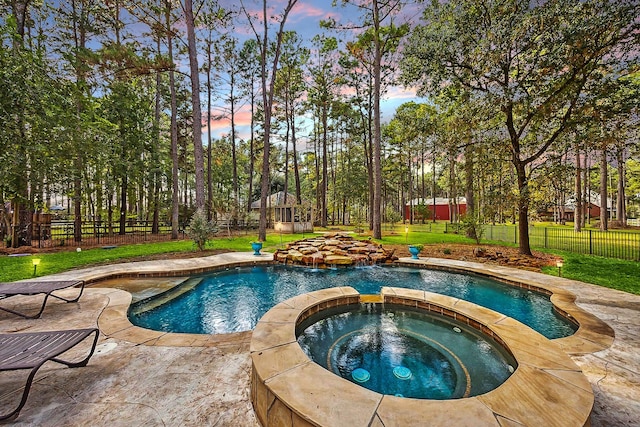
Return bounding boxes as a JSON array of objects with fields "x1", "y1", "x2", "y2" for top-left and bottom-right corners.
[{"x1": 0, "y1": 252, "x2": 638, "y2": 426}]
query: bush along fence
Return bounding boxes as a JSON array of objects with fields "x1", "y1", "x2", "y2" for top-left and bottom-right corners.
[{"x1": 444, "y1": 223, "x2": 640, "y2": 261}]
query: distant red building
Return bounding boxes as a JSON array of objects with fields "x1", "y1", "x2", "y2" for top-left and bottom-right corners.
[{"x1": 405, "y1": 198, "x2": 467, "y2": 222}]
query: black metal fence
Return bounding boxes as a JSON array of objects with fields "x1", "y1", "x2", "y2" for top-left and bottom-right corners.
[
  {"x1": 1, "y1": 218, "x2": 262, "y2": 250},
  {"x1": 35, "y1": 221, "x2": 186, "y2": 248},
  {"x1": 444, "y1": 223, "x2": 640, "y2": 261}
]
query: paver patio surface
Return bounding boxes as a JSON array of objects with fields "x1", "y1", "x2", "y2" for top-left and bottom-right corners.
[{"x1": 0, "y1": 253, "x2": 637, "y2": 426}]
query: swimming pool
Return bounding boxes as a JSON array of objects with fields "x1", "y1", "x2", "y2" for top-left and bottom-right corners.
[{"x1": 128, "y1": 265, "x2": 577, "y2": 339}]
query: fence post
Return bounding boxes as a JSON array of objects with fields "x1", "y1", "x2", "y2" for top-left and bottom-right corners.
[
  {"x1": 544, "y1": 227, "x2": 548, "y2": 249},
  {"x1": 589, "y1": 230, "x2": 593, "y2": 255}
]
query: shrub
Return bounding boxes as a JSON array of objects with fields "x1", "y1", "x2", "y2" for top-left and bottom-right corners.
[
  {"x1": 442, "y1": 248, "x2": 452, "y2": 255},
  {"x1": 187, "y1": 208, "x2": 218, "y2": 251},
  {"x1": 460, "y1": 214, "x2": 485, "y2": 245},
  {"x1": 414, "y1": 204, "x2": 432, "y2": 223},
  {"x1": 386, "y1": 208, "x2": 402, "y2": 232},
  {"x1": 350, "y1": 209, "x2": 366, "y2": 234}
]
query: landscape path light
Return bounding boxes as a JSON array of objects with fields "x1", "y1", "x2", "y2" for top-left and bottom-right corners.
[
  {"x1": 556, "y1": 260, "x2": 564, "y2": 277},
  {"x1": 32, "y1": 258, "x2": 41, "y2": 276}
]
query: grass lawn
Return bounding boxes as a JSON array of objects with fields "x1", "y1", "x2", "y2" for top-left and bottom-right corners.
[
  {"x1": 1, "y1": 229, "x2": 638, "y2": 295},
  {"x1": 541, "y1": 250, "x2": 640, "y2": 295},
  {"x1": 0, "y1": 233, "x2": 304, "y2": 283}
]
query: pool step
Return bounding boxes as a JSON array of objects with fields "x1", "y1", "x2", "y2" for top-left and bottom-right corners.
[{"x1": 129, "y1": 277, "x2": 203, "y2": 316}]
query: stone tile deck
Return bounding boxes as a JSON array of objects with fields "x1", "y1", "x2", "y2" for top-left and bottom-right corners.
[
  {"x1": 251, "y1": 287, "x2": 594, "y2": 427},
  {"x1": 0, "y1": 252, "x2": 638, "y2": 426}
]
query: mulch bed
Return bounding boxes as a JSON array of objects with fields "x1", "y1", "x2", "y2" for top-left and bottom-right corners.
[{"x1": 390, "y1": 243, "x2": 561, "y2": 271}]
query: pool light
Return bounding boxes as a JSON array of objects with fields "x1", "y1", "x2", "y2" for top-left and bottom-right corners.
[
  {"x1": 393, "y1": 366, "x2": 413, "y2": 380},
  {"x1": 352, "y1": 368, "x2": 371, "y2": 383},
  {"x1": 32, "y1": 258, "x2": 41, "y2": 276}
]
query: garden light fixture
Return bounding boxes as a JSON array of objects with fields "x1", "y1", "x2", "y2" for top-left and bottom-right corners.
[
  {"x1": 556, "y1": 260, "x2": 563, "y2": 277},
  {"x1": 32, "y1": 258, "x2": 41, "y2": 276}
]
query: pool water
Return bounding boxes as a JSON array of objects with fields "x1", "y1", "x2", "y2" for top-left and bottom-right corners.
[
  {"x1": 128, "y1": 265, "x2": 577, "y2": 338},
  {"x1": 296, "y1": 304, "x2": 517, "y2": 399}
]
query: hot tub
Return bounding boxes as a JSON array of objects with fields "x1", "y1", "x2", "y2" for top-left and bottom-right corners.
[{"x1": 250, "y1": 287, "x2": 594, "y2": 426}]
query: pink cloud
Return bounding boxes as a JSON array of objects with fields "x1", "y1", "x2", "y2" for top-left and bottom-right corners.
[
  {"x1": 201, "y1": 105, "x2": 254, "y2": 140},
  {"x1": 386, "y1": 86, "x2": 418, "y2": 100},
  {"x1": 291, "y1": 2, "x2": 339, "y2": 20}
]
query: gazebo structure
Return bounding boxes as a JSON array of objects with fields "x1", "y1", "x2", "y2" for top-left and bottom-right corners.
[{"x1": 251, "y1": 191, "x2": 313, "y2": 234}]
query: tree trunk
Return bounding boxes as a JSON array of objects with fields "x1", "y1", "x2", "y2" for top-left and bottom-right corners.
[
  {"x1": 206, "y1": 42, "x2": 213, "y2": 221},
  {"x1": 73, "y1": 170, "x2": 83, "y2": 242},
  {"x1": 11, "y1": 0, "x2": 30, "y2": 38},
  {"x1": 331, "y1": 128, "x2": 338, "y2": 226},
  {"x1": 119, "y1": 175, "x2": 127, "y2": 235},
  {"x1": 291, "y1": 103, "x2": 301, "y2": 204},
  {"x1": 616, "y1": 146, "x2": 626, "y2": 226},
  {"x1": 364, "y1": 91, "x2": 374, "y2": 229},
  {"x1": 407, "y1": 150, "x2": 413, "y2": 225},
  {"x1": 230, "y1": 69, "x2": 239, "y2": 214},
  {"x1": 184, "y1": 0, "x2": 205, "y2": 209},
  {"x1": 464, "y1": 143, "x2": 476, "y2": 239},
  {"x1": 371, "y1": 0, "x2": 383, "y2": 239},
  {"x1": 247, "y1": 85, "x2": 255, "y2": 213},
  {"x1": 321, "y1": 100, "x2": 328, "y2": 227},
  {"x1": 448, "y1": 149, "x2": 458, "y2": 223},
  {"x1": 314, "y1": 116, "x2": 321, "y2": 215},
  {"x1": 583, "y1": 151, "x2": 589, "y2": 225},
  {"x1": 574, "y1": 142, "x2": 582, "y2": 232},
  {"x1": 421, "y1": 142, "x2": 426, "y2": 201},
  {"x1": 257, "y1": 0, "x2": 272, "y2": 241},
  {"x1": 599, "y1": 145, "x2": 608, "y2": 231},
  {"x1": 283, "y1": 89, "x2": 290, "y2": 206},
  {"x1": 515, "y1": 162, "x2": 532, "y2": 256},
  {"x1": 11, "y1": 115, "x2": 30, "y2": 247},
  {"x1": 167, "y1": 0, "x2": 179, "y2": 239},
  {"x1": 432, "y1": 146, "x2": 437, "y2": 223},
  {"x1": 152, "y1": 36, "x2": 162, "y2": 234}
]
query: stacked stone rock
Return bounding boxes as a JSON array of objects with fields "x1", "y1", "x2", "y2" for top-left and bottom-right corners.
[{"x1": 273, "y1": 233, "x2": 397, "y2": 267}]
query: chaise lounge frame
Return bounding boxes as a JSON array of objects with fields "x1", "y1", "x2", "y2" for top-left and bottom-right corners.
[
  {"x1": 0, "y1": 280, "x2": 86, "y2": 319},
  {"x1": 0, "y1": 328, "x2": 99, "y2": 421}
]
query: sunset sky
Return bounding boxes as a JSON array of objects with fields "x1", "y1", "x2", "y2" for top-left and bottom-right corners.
[{"x1": 203, "y1": 0, "x2": 424, "y2": 143}]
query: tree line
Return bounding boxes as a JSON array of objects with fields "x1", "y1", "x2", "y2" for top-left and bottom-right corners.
[{"x1": 1, "y1": 0, "x2": 638, "y2": 256}]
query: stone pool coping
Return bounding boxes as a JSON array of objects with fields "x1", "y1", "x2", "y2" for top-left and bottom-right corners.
[
  {"x1": 56, "y1": 252, "x2": 613, "y2": 356},
  {"x1": 397, "y1": 258, "x2": 615, "y2": 356},
  {"x1": 26, "y1": 252, "x2": 274, "y2": 347},
  {"x1": 250, "y1": 287, "x2": 594, "y2": 427}
]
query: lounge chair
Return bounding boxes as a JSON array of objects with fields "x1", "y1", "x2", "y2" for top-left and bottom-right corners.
[
  {"x1": 0, "y1": 280, "x2": 86, "y2": 319},
  {"x1": 0, "y1": 328, "x2": 99, "y2": 421}
]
